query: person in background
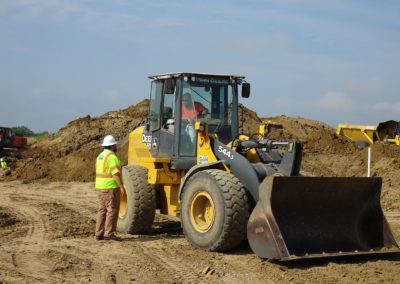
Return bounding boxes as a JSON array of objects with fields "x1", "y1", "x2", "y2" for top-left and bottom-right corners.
[
  {"x1": 94, "y1": 135, "x2": 125, "y2": 241},
  {"x1": 0, "y1": 158, "x2": 7, "y2": 169}
]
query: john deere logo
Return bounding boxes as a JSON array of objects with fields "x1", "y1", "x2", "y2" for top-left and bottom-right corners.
[{"x1": 142, "y1": 134, "x2": 152, "y2": 143}]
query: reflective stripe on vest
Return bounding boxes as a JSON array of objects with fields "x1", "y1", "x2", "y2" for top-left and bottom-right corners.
[
  {"x1": 95, "y1": 173, "x2": 113, "y2": 178},
  {"x1": 95, "y1": 150, "x2": 119, "y2": 189}
]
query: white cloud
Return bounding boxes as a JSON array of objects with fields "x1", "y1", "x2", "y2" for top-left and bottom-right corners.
[
  {"x1": 3, "y1": 0, "x2": 85, "y2": 21},
  {"x1": 371, "y1": 102, "x2": 400, "y2": 119},
  {"x1": 311, "y1": 92, "x2": 400, "y2": 125},
  {"x1": 208, "y1": 34, "x2": 294, "y2": 55},
  {"x1": 92, "y1": 13, "x2": 184, "y2": 40},
  {"x1": 316, "y1": 91, "x2": 357, "y2": 112},
  {"x1": 2, "y1": 1, "x2": 185, "y2": 33},
  {"x1": 346, "y1": 77, "x2": 384, "y2": 97}
]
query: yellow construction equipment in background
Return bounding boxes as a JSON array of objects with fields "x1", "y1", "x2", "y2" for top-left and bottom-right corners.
[
  {"x1": 337, "y1": 120, "x2": 400, "y2": 147},
  {"x1": 117, "y1": 72, "x2": 399, "y2": 261}
]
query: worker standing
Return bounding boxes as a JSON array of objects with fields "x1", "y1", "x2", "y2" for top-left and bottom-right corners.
[
  {"x1": 0, "y1": 158, "x2": 7, "y2": 169},
  {"x1": 95, "y1": 135, "x2": 125, "y2": 241}
]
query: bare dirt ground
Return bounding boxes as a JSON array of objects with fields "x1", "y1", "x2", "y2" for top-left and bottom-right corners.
[
  {"x1": 1, "y1": 100, "x2": 400, "y2": 283},
  {"x1": 0, "y1": 181, "x2": 399, "y2": 284}
]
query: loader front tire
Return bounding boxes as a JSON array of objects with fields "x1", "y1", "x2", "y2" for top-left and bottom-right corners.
[
  {"x1": 117, "y1": 166, "x2": 156, "y2": 234},
  {"x1": 181, "y1": 169, "x2": 249, "y2": 252}
]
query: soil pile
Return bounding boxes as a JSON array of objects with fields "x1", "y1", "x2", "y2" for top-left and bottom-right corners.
[
  {"x1": 238, "y1": 104, "x2": 263, "y2": 134},
  {"x1": 1, "y1": 102, "x2": 399, "y2": 283},
  {"x1": 12, "y1": 99, "x2": 149, "y2": 182},
  {"x1": 6, "y1": 100, "x2": 400, "y2": 212},
  {"x1": 263, "y1": 115, "x2": 400, "y2": 212},
  {"x1": 10, "y1": 100, "x2": 264, "y2": 183}
]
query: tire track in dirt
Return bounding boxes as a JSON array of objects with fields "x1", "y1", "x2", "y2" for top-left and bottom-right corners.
[
  {"x1": 0, "y1": 181, "x2": 97, "y2": 283},
  {"x1": 9, "y1": 181, "x2": 98, "y2": 218},
  {"x1": 0, "y1": 206, "x2": 30, "y2": 282},
  {"x1": 1, "y1": 181, "x2": 399, "y2": 283},
  {"x1": 0, "y1": 195, "x2": 58, "y2": 282},
  {"x1": 1, "y1": 182, "x2": 132, "y2": 282},
  {"x1": 138, "y1": 239, "x2": 221, "y2": 283}
]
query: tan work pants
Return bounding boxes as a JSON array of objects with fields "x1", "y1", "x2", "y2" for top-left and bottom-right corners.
[{"x1": 95, "y1": 189, "x2": 120, "y2": 237}]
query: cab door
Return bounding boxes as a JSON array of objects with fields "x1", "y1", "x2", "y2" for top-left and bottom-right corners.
[{"x1": 148, "y1": 79, "x2": 176, "y2": 158}]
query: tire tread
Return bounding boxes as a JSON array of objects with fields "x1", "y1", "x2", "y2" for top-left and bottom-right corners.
[
  {"x1": 117, "y1": 166, "x2": 155, "y2": 234},
  {"x1": 183, "y1": 169, "x2": 249, "y2": 252}
]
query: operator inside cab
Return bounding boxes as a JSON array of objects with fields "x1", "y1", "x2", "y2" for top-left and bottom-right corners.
[
  {"x1": 182, "y1": 92, "x2": 208, "y2": 121},
  {"x1": 181, "y1": 92, "x2": 208, "y2": 144}
]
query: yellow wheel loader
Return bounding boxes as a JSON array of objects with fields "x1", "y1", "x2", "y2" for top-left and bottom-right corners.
[{"x1": 117, "y1": 72, "x2": 399, "y2": 260}]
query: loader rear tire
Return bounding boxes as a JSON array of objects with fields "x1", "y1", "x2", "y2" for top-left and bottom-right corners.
[
  {"x1": 117, "y1": 166, "x2": 156, "y2": 234},
  {"x1": 181, "y1": 169, "x2": 249, "y2": 252}
]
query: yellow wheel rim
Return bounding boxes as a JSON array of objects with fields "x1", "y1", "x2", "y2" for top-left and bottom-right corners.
[
  {"x1": 190, "y1": 192, "x2": 215, "y2": 233},
  {"x1": 119, "y1": 191, "x2": 127, "y2": 218}
]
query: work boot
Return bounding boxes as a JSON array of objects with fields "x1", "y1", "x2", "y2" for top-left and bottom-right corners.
[
  {"x1": 104, "y1": 234, "x2": 122, "y2": 242},
  {"x1": 95, "y1": 235, "x2": 104, "y2": 241}
]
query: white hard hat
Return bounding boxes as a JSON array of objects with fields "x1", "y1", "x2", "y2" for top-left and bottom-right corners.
[
  {"x1": 0, "y1": 158, "x2": 3, "y2": 161},
  {"x1": 101, "y1": 135, "x2": 117, "y2": 146}
]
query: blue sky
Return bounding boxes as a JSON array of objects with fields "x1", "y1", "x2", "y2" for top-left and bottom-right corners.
[{"x1": 1, "y1": 0, "x2": 399, "y2": 133}]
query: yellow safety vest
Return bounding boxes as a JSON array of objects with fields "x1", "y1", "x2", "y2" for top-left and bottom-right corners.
[
  {"x1": 1, "y1": 161, "x2": 7, "y2": 169},
  {"x1": 95, "y1": 149, "x2": 121, "y2": 189}
]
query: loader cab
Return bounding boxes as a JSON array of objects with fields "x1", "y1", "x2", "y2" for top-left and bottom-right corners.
[{"x1": 147, "y1": 72, "x2": 249, "y2": 169}]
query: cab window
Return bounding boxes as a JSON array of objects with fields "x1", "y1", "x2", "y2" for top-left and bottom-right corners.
[{"x1": 149, "y1": 81, "x2": 163, "y2": 131}]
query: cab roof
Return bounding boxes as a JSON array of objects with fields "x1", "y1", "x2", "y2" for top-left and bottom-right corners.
[{"x1": 148, "y1": 72, "x2": 245, "y2": 81}]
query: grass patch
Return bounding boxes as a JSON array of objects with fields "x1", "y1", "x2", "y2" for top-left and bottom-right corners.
[{"x1": 28, "y1": 132, "x2": 51, "y2": 143}]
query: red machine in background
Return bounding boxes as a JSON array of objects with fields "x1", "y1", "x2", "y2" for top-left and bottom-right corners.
[{"x1": 0, "y1": 127, "x2": 28, "y2": 151}]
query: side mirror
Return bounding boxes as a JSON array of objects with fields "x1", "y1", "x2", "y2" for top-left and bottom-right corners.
[
  {"x1": 242, "y1": 83, "x2": 250, "y2": 98},
  {"x1": 163, "y1": 78, "x2": 175, "y2": 94}
]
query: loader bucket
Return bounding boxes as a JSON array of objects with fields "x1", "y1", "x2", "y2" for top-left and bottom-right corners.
[{"x1": 247, "y1": 176, "x2": 400, "y2": 261}]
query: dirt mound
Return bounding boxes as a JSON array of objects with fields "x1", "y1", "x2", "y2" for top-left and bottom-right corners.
[
  {"x1": 5, "y1": 98, "x2": 400, "y2": 209},
  {"x1": 262, "y1": 115, "x2": 356, "y2": 154},
  {"x1": 11, "y1": 99, "x2": 149, "y2": 182},
  {"x1": 238, "y1": 104, "x2": 263, "y2": 134},
  {"x1": 8, "y1": 99, "x2": 264, "y2": 183},
  {"x1": 258, "y1": 115, "x2": 400, "y2": 211}
]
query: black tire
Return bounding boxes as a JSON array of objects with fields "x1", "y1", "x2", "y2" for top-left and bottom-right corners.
[
  {"x1": 181, "y1": 169, "x2": 250, "y2": 252},
  {"x1": 117, "y1": 166, "x2": 156, "y2": 234}
]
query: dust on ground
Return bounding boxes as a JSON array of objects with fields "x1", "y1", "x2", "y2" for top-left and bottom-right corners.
[{"x1": 1, "y1": 101, "x2": 400, "y2": 283}]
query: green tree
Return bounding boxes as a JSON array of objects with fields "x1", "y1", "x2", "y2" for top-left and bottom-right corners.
[{"x1": 11, "y1": 126, "x2": 34, "y2": 136}]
